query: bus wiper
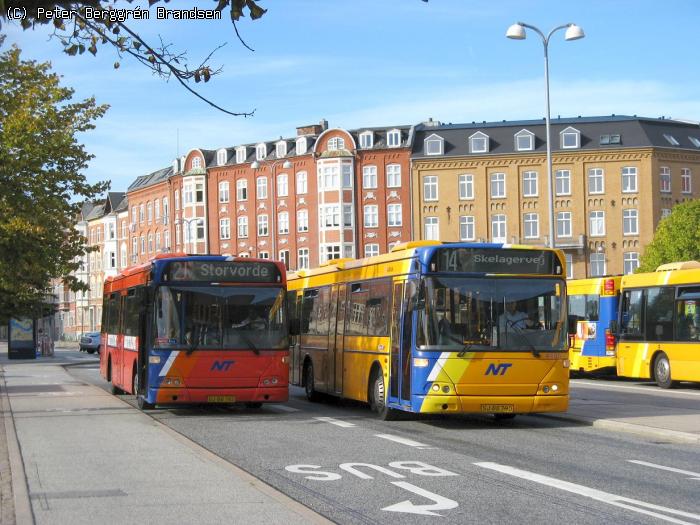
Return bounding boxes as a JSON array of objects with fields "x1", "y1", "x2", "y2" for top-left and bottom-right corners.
[
  {"x1": 457, "y1": 343, "x2": 474, "y2": 358},
  {"x1": 186, "y1": 323, "x2": 204, "y2": 355},
  {"x1": 506, "y1": 321, "x2": 540, "y2": 358},
  {"x1": 237, "y1": 330, "x2": 260, "y2": 355}
]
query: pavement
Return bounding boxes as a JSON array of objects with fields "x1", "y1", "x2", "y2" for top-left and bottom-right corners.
[{"x1": 0, "y1": 343, "x2": 698, "y2": 524}]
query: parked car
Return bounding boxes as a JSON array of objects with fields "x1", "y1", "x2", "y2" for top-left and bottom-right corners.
[{"x1": 79, "y1": 332, "x2": 101, "y2": 354}]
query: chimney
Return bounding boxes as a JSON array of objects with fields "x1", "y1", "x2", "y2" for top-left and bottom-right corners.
[{"x1": 296, "y1": 118, "x2": 329, "y2": 136}]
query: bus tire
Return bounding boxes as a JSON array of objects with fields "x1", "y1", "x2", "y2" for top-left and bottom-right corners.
[
  {"x1": 369, "y1": 369, "x2": 401, "y2": 421},
  {"x1": 133, "y1": 367, "x2": 154, "y2": 410},
  {"x1": 653, "y1": 352, "x2": 676, "y2": 389},
  {"x1": 304, "y1": 361, "x2": 321, "y2": 402}
]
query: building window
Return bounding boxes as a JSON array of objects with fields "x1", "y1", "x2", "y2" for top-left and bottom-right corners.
[
  {"x1": 663, "y1": 133, "x2": 680, "y2": 146},
  {"x1": 661, "y1": 208, "x2": 672, "y2": 219},
  {"x1": 320, "y1": 205, "x2": 340, "y2": 228},
  {"x1": 424, "y1": 134, "x2": 444, "y2": 155},
  {"x1": 387, "y1": 204, "x2": 402, "y2": 227},
  {"x1": 560, "y1": 127, "x2": 580, "y2": 149},
  {"x1": 522, "y1": 171, "x2": 538, "y2": 197},
  {"x1": 681, "y1": 168, "x2": 692, "y2": 193},
  {"x1": 256, "y1": 143, "x2": 267, "y2": 161},
  {"x1": 523, "y1": 213, "x2": 539, "y2": 239},
  {"x1": 557, "y1": 212, "x2": 572, "y2": 238},
  {"x1": 121, "y1": 245, "x2": 127, "y2": 268},
  {"x1": 359, "y1": 131, "x2": 373, "y2": 149},
  {"x1": 321, "y1": 244, "x2": 341, "y2": 263},
  {"x1": 515, "y1": 129, "x2": 534, "y2": 151},
  {"x1": 131, "y1": 236, "x2": 138, "y2": 256},
  {"x1": 622, "y1": 167, "x2": 638, "y2": 193},
  {"x1": 297, "y1": 248, "x2": 309, "y2": 269},
  {"x1": 279, "y1": 250, "x2": 290, "y2": 270},
  {"x1": 342, "y1": 164, "x2": 353, "y2": 188},
  {"x1": 196, "y1": 219, "x2": 205, "y2": 240},
  {"x1": 491, "y1": 214, "x2": 506, "y2": 243},
  {"x1": 660, "y1": 166, "x2": 671, "y2": 193},
  {"x1": 191, "y1": 157, "x2": 202, "y2": 169},
  {"x1": 220, "y1": 218, "x2": 230, "y2": 239},
  {"x1": 277, "y1": 173, "x2": 288, "y2": 197},
  {"x1": 237, "y1": 216, "x2": 248, "y2": 238},
  {"x1": 163, "y1": 197, "x2": 169, "y2": 225},
  {"x1": 148, "y1": 233, "x2": 153, "y2": 253},
  {"x1": 296, "y1": 171, "x2": 308, "y2": 194},
  {"x1": 343, "y1": 204, "x2": 353, "y2": 227},
  {"x1": 195, "y1": 182, "x2": 204, "y2": 203},
  {"x1": 623, "y1": 209, "x2": 638, "y2": 235},
  {"x1": 108, "y1": 222, "x2": 116, "y2": 240},
  {"x1": 589, "y1": 211, "x2": 605, "y2": 237},
  {"x1": 623, "y1": 252, "x2": 639, "y2": 275},
  {"x1": 174, "y1": 190, "x2": 180, "y2": 210},
  {"x1": 386, "y1": 164, "x2": 401, "y2": 188},
  {"x1": 365, "y1": 244, "x2": 379, "y2": 257},
  {"x1": 155, "y1": 232, "x2": 161, "y2": 251},
  {"x1": 327, "y1": 137, "x2": 345, "y2": 151},
  {"x1": 469, "y1": 131, "x2": 489, "y2": 153},
  {"x1": 296, "y1": 137, "x2": 307, "y2": 155},
  {"x1": 363, "y1": 166, "x2": 377, "y2": 189},
  {"x1": 423, "y1": 175, "x2": 438, "y2": 201},
  {"x1": 387, "y1": 129, "x2": 401, "y2": 148},
  {"x1": 121, "y1": 221, "x2": 127, "y2": 239},
  {"x1": 175, "y1": 225, "x2": 180, "y2": 246},
  {"x1": 154, "y1": 200, "x2": 160, "y2": 222},
  {"x1": 236, "y1": 179, "x2": 248, "y2": 201},
  {"x1": 131, "y1": 205, "x2": 137, "y2": 224},
  {"x1": 258, "y1": 251, "x2": 269, "y2": 259},
  {"x1": 164, "y1": 230, "x2": 170, "y2": 250},
  {"x1": 588, "y1": 168, "x2": 604, "y2": 194},
  {"x1": 257, "y1": 214, "x2": 268, "y2": 236},
  {"x1": 183, "y1": 184, "x2": 193, "y2": 205},
  {"x1": 278, "y1": 212, "x2": 289, "y2": 234},
  {"x1": 238, "y1": 252, "x2": 250, "y2": 258},
  {"x1": 319, "y1": 165, "x2": 339, "y2": 190},
  {"x1": 297, "y1": 210, "x2": 309, "y2": 232},
  {"x1": 236, "y1": 147, "x2": 247, "y2": 164},
  {"x1": 276, "y1": 141, "x2": 287, "y2": 158},
  {"x1": 364, "y1": 205, "x2": 378, "y2": 228},
  {"x1": 424, "y1": 217, "x2": 439, "y2": 240},
  {"x1": 460, "y1": 215, "x2": 475, "y2": 241},
  {"x1": 256, "y1": 177, "x2": 268, "y2": 199},
  {"x1": 490, "y1": 172, "x2": 506, "y2": 198},
  {"x1": 689, "y1": 136, "x2": 700, "y2": 148},
  {"x1": 139, "y1": 203, "x2": 145, "y2": 223},
  {"x1": 459, "y1": 174, "x2": 474, "y2": 200},
  {"x1": 217, "y1": 149, "x2": 227, "y2": 166},
  {"x1": 590, "y1": 253, "x2": 606, "y2": 277},
  {"x1": 219, "y1": 181, "x2": 230, "y2": 203},
  {"x1": 109, "y1": 251, "x2": 116, "y2": 269},
  {"x1": 565, "y1": 254, "x2": 573, "y2": 279},
  {"x1": 555, "y1": 170, "x2": 571, "y2": 195}
]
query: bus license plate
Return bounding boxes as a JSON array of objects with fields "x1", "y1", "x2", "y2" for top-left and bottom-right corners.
[
  {"x1": 481, "y1": 404, "x2": 514, "y2": 413},
  {"x1": 207, "y1": 395, "x2": 235, "y2": 403}
]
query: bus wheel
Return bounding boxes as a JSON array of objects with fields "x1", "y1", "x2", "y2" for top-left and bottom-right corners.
[
  {"x1": 245, "y1": 402, "x2": 263, "y2": 409},
  {"x1": 653, "y1": 352, "x2": 675, "y2": 389},
  {"x1": 304, "y1": 362, "x2": 321, "y2": 402},
  {"x1": 369, "y1": 370, "x2": 400, "y2": 421},
  {"x1": 133, "y1": 368, "x2": 154, "y2": 410}
]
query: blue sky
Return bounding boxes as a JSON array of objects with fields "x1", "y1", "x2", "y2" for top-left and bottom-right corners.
[{"x1": 5, "y1": 0, "x2": 700, "y2": 191}]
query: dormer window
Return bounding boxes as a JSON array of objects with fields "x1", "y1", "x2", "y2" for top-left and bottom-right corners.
[
  {"x1": 359, "y1": 131, "x2": 373, "y2": 149},
  {"x1": 296, "y1": 137, "x2": 307, "y2": 155},
  {"x1": 424, "y1": 133, "x2": 444, "y2": 155},
  {"x1": 387, "y1": 129, "x2": 401, "y2": 148},
  {"x1": 514, "y1": 129, "x2": 534, "y2": 151},
  {"x1": 689, "y1": 136, "x2": 700, "y2": 148},
  {"x1": 469, "y1": 131, "x2": 489, "y2": 153},
  {"x1": 236, "y1": 147, "x2": 247, "y2": 164},
  {"x1": 256, "y1": 143, "x2": 267, "y2": 161},
  {"x1": 276, "y1": 141, "x2": 287, "y2": 158},
  {"x1": 328, "y1": 137, "x2": 345, "y2": 151},
  {"x1": 217, "y1": 149, "x2": 227, "y2": 166},
  {"x1": 560, "y1": 127, "x2": 580, "y2": 149},
  {"x1": 192, "y1": 157, "x2": 202, "y2": 169},
  {"x1": 663, "y1": 133, "x2": 680, "y2": 146}
]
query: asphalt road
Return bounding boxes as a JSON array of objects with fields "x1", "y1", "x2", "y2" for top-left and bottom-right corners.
[{"x1": 69, "y1": 359, "x2": 700, "y2": 525}]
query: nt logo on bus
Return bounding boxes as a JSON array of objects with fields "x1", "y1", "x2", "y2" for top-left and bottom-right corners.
[
  {"x1": 485, "y1": 363, "x2": 512, "y2": 376},
  {"x1": 211, "y1": 360, "x2": 235, "y2": 372}
]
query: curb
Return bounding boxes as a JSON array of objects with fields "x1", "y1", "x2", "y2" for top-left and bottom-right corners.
[{"x1": 0, "y1": 366, "x2": 34, "y2": 525}]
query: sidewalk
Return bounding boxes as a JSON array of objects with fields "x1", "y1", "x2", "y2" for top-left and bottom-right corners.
[{"x1": 0, "y1": 344, "x2": 330, "y2": 525}]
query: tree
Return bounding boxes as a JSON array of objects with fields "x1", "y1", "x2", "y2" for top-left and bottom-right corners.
[
  {"x1": 638, "y1": 199, "x2": 700, "y2": 272},
  {"x1": 0, "y1": 39, "x2": 109, "y2": 320},
  {"x1": 1, "y1": 0, "x2": 267, "y2": 116}
]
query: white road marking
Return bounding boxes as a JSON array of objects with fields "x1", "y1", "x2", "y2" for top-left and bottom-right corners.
[
  {"x1": 628, "y1": 460, "x2": 700, "y2": 479},
  {"x1": 375, "y1": 434, "x2": 431, "y2": 448},
  {"x1": 382, "y1": 481, "x2": 458, "y2": 516},
  {"x1": 268, "y1": 404, "x2": 300, "y2": 413},
  {"x1": 572, "y1": 380, "x2": 700, "y2": 397},
  {"x1": 475, "y1": 462, "x2": 700, "y2": 525},
  {"x1": 313, "y1": 416, "x2": 356, "y2": 428}
]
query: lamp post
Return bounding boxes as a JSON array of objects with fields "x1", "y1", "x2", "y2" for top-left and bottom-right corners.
[
  {"x1": 179, "y1": 217, "x2": 201, "y2": 254},
  {"x1": 506, "y1": 22, "x2": 585, "y2": 248},
  {"x1": 251, "y1": 158, "x2": 292, "y2": 262}
]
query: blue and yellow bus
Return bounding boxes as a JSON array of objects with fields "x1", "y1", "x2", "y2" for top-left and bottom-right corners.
[
  {"x1": 287, "y1": 241, "x2": 569, "y2": 420},
  {"x1": 567, "y1": 277, "x2": 621, "y2": 374}
]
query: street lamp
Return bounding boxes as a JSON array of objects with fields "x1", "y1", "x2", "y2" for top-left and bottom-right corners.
[
  {"x1": 251, "y1": 158, "x2": 292, "y2": 262},
  {"x1": 506, "y1": 22, "x2": 585, "y2": 248},
  {"x1": 178, "y1": 217, "x2": 201, "y2": 254}
]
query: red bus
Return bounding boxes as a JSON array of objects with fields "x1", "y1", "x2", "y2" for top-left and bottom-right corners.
[{"x1": 99, "y1": 254, "x2": 289, "y2": 409}]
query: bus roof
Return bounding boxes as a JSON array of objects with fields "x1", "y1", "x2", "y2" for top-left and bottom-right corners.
[
  {"x1": 566, "y1": 276, "x2": 622, "y2": 295},
  {"x1": 621, "y1": 265, "x2": 700, "y2": 289}
]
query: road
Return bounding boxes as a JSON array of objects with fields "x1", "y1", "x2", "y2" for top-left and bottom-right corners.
[{"x1": 69, "y1": 357, "x2": 700, "y2": 525}]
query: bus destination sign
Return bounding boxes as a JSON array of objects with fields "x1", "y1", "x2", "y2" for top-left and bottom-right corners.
[
  {"x1": 430, "y1": 248, "x2": 561, "y2": 275},
  {"x1": 164, "y1": 261, "x2": 281, "y2": 283}
]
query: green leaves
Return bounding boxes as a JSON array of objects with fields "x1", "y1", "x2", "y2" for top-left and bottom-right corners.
[{"x1": 638, "y1": 200, "x2": 700, "y2": 272}]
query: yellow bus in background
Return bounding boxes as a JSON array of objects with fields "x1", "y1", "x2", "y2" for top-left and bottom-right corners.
[
  {"x1": 287, "y1": 241, "x2": 570, "y2": 420},
  {"x1": 616, "y1": 261, "x2": 700, "y2": 388}
]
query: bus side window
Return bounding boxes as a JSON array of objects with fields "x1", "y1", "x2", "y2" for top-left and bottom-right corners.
[
  {"x1": 300, "y1": 289, "x2": 318, "y2": 335},
  {"x1": 287, "y1": 291, "x2": 299, "y2": 336},
  {"x1": 367, "y1": 279, "x2": 391, "y2": 337},
  {"x1": 645, "y1": 287, "x2": 675, "y2": 341},
  {"x1": 620, "y1": 289, "x2": 644, "y2": 340}
]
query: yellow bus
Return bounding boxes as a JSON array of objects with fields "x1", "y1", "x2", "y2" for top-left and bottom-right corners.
[
  {"x1": 616, "y1": 261, "x2": 700, "y2": 388},
  {"x1": 287, "y1": 241, "x2": 570, "y2": 420},
  {"x1": 567, "y1": 276, "x2": 621, "y2": 374}
]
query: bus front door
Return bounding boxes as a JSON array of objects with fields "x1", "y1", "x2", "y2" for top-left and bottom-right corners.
[
  {"x1": 327, "y1": 284, "x2": 344, "y2": 395},
  {"x1": 389, "y1": 281, "x2": 413, "y2": 408}
]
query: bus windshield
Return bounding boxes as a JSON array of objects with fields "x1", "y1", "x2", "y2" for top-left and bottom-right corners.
[
  {"x1": 418, "y1": 277, "x2": 566, "y2": 352},
  {"x1": 154, "y1": 286, "x2": 288, "y2": 350}
]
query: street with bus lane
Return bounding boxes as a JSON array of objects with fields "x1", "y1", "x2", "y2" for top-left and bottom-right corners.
[{"x1": 67, "y1": 357, "x2": 700, "y2": 525}]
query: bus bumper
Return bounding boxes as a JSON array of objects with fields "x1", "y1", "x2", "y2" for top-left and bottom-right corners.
[
  {"x1": 416, "y1": 394, "x2": 569, "y2": 414},
  {"x1": 150, "y1": 386, "x2": 289, "y2": 405},
  {"x1": 570, "y1": 352, "x2": 616, "y2": 374}
]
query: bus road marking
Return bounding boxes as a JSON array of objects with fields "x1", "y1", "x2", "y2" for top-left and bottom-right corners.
[
  {"x1": 382, "y1": 481, "x2": 458, "y2": 516},
  {"x1": 628, "y1": 460, "x2": 700, "y2": 480},
  {"x1": 571, "y1": 380, "x2": 700, "y2": 397},
  {"x1": 475, "y1": 462, "x2": 700, "y2": 525},
  {"x1": 268, "y1": 404, "x2": 300, "y2": 413},
  {"x1": 313, "y1": 417, "x2": 356, "y2": 428},
  {"x1": 375, "y1": 434, "x2": 433, "y2": 448}
]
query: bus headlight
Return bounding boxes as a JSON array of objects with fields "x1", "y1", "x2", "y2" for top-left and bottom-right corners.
[
  {"x1": 562, "y1": 359, "x2": 570, "y2": 369},
  {"x1": 432, "y1": 384, "x2": 440, "y2": 392},
  {"x1": 414, "y1": 358, "x2": 429, "y2": 368},
  {"x1": 149, "y1": 356, "x2": 161, "y2": 364}
]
